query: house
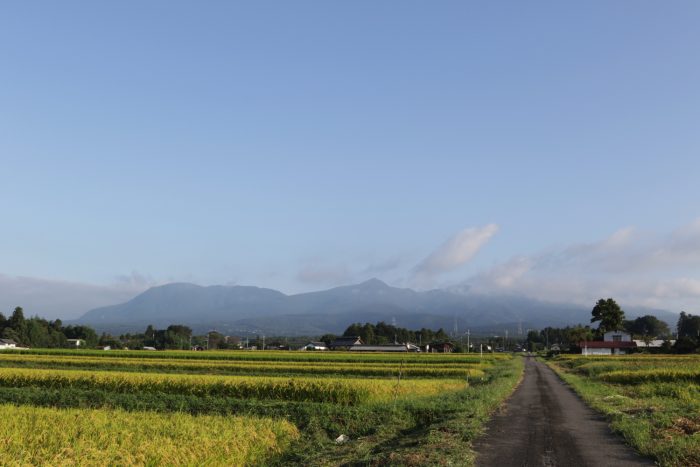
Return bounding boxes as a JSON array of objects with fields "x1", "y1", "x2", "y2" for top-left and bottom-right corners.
[
  {"x1": 581, "y1": 330, "x2": 636, "y2": 355},
  {"x1": 425, "y1": 341, "x2": 454, "y2": 353},
  {"x1": 580, "y1": 341, "x2": 636, "y2": 355},
  {"x1": 349, "y1": 343, "x2": 420, "y2": 352},
  {"x1": 329, "y1": 336, "x2": 363, "y2": 350},
  {"x1": 66, "y1": 339, "x2": 86, "y2": 348},
  {"x1": 0, "y1": 339, "x2": 17, "y2": 349},
  {"x1": 96, "y1": 345, "x2": 111, "y2": 351},
  {"x1": 581, "y1": 330, "x2": 634, "y2": 355},
  {"x1": 301, "y1": 341, "x2": 328, "y2": 351},
  {"x1": 603, "y1": 330, "x2": 632, "y2": 342}
]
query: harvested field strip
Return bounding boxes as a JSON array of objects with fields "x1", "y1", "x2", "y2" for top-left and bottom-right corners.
[
  {"x1": 0, "y1": 367, "x2": 466, "y2": 404},
  {"x1": 0, "y1": 354, "x2": 484, "y2": 378},
  {"x1": 0, "y1": 403, "x2": 298, "y2": 466},
  {"x1": 555, "y1": 356, "x2": 700, "y2": 377},
  {"x1": 599, "y1": 369, "x2": 700, "y2": 384}
]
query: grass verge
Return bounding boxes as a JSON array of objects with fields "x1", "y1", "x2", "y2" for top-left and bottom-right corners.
[
  {"x1": 547, "y1": 358, "x2": 700, "y2": 467},
  {"x1": 275, "y1": 356, "x2": 524, "y2": 466}
]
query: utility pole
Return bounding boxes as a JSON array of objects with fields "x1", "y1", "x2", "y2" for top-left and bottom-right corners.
[
  {"x1": 262, "y1": 335, "x2": 265, "y2": 351},
  {"x1": 466, "y1": 329, "x2": 470, "y2": 353}
]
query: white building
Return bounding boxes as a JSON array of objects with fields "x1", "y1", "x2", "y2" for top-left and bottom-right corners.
[
  {"x1": 581, "y1": 331, "x2": 635, "y2": 355},
  {"x1": 633, "y1": 339, "x2": 675, "y2": 348},
  {"x1": 301, "y1": 341, "x2": 328, "y2": 351},
  {"x1": 0, "y1": 339, "x2": 17, "y2": 349}
]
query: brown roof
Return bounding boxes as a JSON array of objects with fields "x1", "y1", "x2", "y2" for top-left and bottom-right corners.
[{"x1": 579, "y1": 341, "x2": 637, "y2": 349}]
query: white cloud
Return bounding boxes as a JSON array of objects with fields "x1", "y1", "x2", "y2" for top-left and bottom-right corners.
[
  {"x1": 465, "y1": 219, "x2": 700, "y2": 311},
  {"x1": 412, "y1": 224, "x2": 499, "y2": 287}
]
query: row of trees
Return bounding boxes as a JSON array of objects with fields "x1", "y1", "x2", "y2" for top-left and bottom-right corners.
[
  {"x1": 0, "y1": 307, "x2": 99, "y2": 348},
  {"x1": 526, "y1": 298, "x2": 699, "y2": 353},
  {"x1": 326, "y1": 321, "x2": 451, "y2": 346},
  {"x1": 102, "y1": 326, "x2": 248, "y2": 350}
]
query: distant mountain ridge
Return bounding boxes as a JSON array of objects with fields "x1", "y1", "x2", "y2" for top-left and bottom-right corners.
[{"x1": 75, "y1": 279, "x2": 678, "y2": 336}]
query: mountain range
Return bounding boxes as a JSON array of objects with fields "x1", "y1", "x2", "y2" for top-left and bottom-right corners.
[{"x1": 74, "y1": 279, "x2": 678, "y2": 336}]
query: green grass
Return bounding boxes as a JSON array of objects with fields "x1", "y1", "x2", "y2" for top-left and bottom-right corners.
[
  {"x1": 276, "y1": 355, "x2": 524, "y2": 466},
  {"x1": 547, "y1": 356, "x2": 700, "y2": 467}
]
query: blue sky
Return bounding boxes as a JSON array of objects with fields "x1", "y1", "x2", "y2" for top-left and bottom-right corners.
[{"x1": 1, "y1": 1, "x2": 699, "y2": 318}]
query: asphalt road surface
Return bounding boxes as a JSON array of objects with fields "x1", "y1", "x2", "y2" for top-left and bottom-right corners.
[{"x1": 474, "y1": 357, "x2": 654, "y2": 467}]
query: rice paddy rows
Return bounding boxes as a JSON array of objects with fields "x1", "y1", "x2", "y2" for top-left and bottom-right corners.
[
  {"x1": 0, "y1": 366, "x2": 466, "y2": 404},
  {"x1": 2, "y1": 347, "x2": 502, "y2": 364},
  {"x1": 0, "y1": 353, "x2": 487, "y2": 378},
  {"x1": 0, "y1": 349, "x2": 518, "y2": 465}
]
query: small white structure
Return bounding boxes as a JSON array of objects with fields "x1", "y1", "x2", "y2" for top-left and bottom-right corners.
[
  {"x1": 0, "y1": 339, "x2": 17, "y2": 349},
  {"x1": 301, "y1": 341, "x2": 328, "y2": 351},
  {"x1": 349, "y1": 343, "x2": 420, "y2": 352},
  {"x1": 66, "y1": 339, "x2": 85, "y2": 348},
  {"x1": 633, "y1": 339, "x2": 675, "y2": 348}
]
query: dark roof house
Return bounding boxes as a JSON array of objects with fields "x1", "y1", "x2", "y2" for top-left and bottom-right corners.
[
  {"x1": 425, "y1": 341, "x2": 454, "y2": 353},
  {"x1": 329, "y1": 336, "x2": 363, "y2": 350}
]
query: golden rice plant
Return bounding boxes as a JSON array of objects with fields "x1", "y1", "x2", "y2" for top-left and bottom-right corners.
[
  {"x1": 0, "y1": 367, "x2": 467, "y2": 404},
  {"x1": 0, "y1": 403, "x2": 298, "y2": 466},
  {"x1": 0, "y1": 353, "x2": 483, "y2": 378}
]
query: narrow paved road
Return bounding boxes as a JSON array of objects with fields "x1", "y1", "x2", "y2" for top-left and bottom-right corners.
[{"x1": 474, "y1": 357, "x2": 653, "y2": 467}]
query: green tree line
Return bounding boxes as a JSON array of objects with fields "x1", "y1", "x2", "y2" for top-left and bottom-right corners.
[
  {"x1": 0, "y1": 307, "x2": 98, "y2": 348},
  {"x1": 326, "y1": 321, "x2": 450, "y2": 346}
]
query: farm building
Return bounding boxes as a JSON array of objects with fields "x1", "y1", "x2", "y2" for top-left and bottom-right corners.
[
  {"x1": 580, "y1": 331, "x2": 636, "y2": 355},
  {"x1": 424, "y1": 342, "x2": 454, "y2": 353},
  {"x1": 633, "y1": 339, "x2": 675, "y2": 348},
  {"x1": 330, "y1": 336, "x2": 363, "y2": 350},
  {"x1": 0, "y1": 339, "x2": 17, "y2": 349},
  {"x1": 66, "y1": 339, "x2": 86, "y2": 348},
  {"x1": 301, "y1": 341, "x2": 328, "y2": 351},
  {"x1": 580, "y1": 341, "x2": 636, "y2": 355},
  {"x1": 349, "y1": 343, "x2": 420, "y2": 352}
]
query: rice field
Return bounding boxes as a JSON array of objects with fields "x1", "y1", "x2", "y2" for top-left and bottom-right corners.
[
  {"x1": 0, "y1": 348, "x2": 521, "y2": 466},
  {"x1": 0, "y1": 404, "x2": 299, "y2": 466},
  {"x1": 0, "y1": 352, "x2": 486, "y2": 378},
  {"x1": 549, "y1": 354, "x2": 700, "y2": 467}
]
